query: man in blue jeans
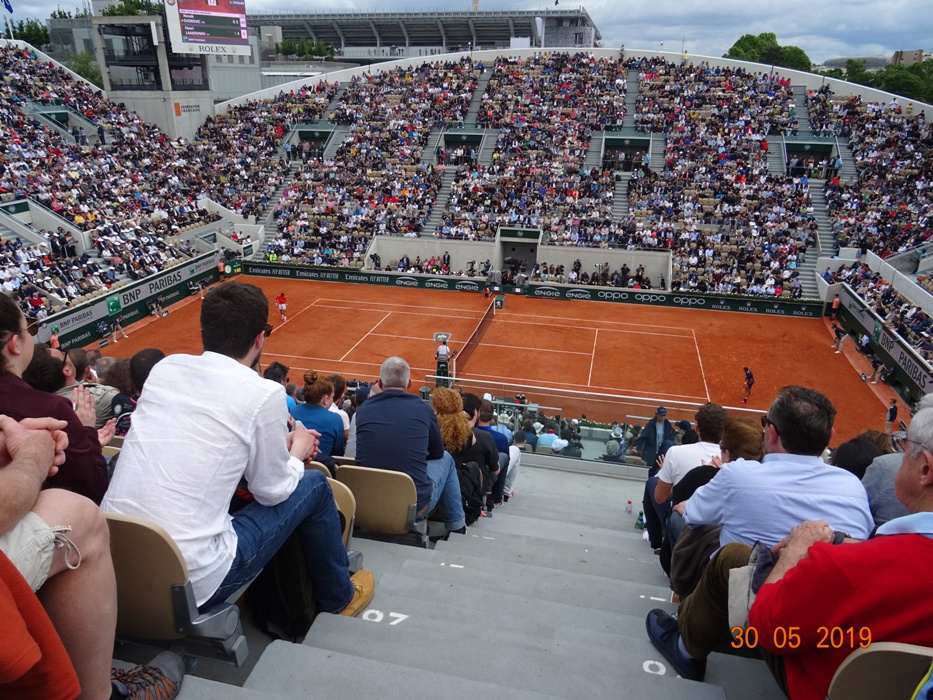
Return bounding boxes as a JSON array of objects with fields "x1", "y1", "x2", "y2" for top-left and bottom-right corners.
[
  {"x1": 355, "y1": 356, "x2": 467, "y2": 534},
  {"x1": 102, "y1": 282, "x2": 374, "y2": 616}
]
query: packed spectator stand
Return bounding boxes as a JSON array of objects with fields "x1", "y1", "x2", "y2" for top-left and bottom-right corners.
[
  {"x1": 1, "y1": 43, "x2": 932, "y2": 357},
  {"x1": 5, "y1": 40, "x2": 933, "y2": 699}
]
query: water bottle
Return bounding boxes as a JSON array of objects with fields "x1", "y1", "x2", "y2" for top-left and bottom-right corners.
[
  {"x1": 634, "y1": 511, "x2": 645, "y2": 530},
  {"x1": 625, "y1": 500, "x2": 633, "y2": 516}
]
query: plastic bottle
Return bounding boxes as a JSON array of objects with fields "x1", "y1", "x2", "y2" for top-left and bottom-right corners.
[
  {"x1": 625, "y1": 500, "x2": 633, "y2": 515},
  {"x1": 634, "y1": 511, "x2": 645, "y2": 530}
]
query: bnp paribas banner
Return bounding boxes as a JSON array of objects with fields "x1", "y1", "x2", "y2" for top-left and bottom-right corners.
[
  {"x1": 837, "y1": 284, "x2": 933, "y2": 399},
  {"x1": 38, "y1": 251, "x2": 222, "y2": 349},
  {"x1": 243, "y1": 263, "x2": 490, "y2": 293}
]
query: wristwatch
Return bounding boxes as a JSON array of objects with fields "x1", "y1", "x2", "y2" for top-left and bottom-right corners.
[{"x1": 831, "y1": 530, "x2": 849, "y2": 545}]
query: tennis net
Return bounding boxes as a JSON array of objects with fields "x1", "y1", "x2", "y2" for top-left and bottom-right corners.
[{"x1": 452, "y1": 300, "x2": 496, "y2": 378}]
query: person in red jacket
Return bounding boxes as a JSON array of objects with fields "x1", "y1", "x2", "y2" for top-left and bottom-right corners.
[{"x1": 747, "y1": 399, "x2": 933, "y2": 699}]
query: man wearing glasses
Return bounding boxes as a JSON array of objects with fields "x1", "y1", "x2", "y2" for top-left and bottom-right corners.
[
  {"x1": 646, "y1": 386, "x2": 873, "y2": 683},
  {"x1": 745, "y1": 402, "x2": 933, "y2": 699}
]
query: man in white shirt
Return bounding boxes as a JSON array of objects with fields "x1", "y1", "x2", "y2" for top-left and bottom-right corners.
[
  {"x1": 102, "y1": 282, "x2": 373, "y2": 615},
  {"x1": 653, "y1": 403, "x2": 728, "y2": 506}
]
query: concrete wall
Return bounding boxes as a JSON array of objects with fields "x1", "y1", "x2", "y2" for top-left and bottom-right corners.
[
  {"x1": 107, "y1": 90, "x2": 216, "y2": 141},
  {"x1": 369, "y1": 237, "x2": 495, "y2": 273},
  {"x1": 368, "y1": 234, "x2": 671, "y2": 284},
  {"x1": 818, "y1": 251, "x2": 933, "y2": 317}
]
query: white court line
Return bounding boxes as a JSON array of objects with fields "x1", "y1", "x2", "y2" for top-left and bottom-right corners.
[
  {"x1": 311, "y1": 302, "x2": 484, "y2": 321},
  {"x1": 692, "y1": 328, "x2": 711, "y2": 402},
  {"x1": 315, "y1": 297, "x2": 485, "y2": 315},
  {"x1": 368, "y1": 333, "x2": 592, "y2": 356},
  {"x1": 460, "y1": 369, "x2": 711, "y2": 403},
  {"x1": 486, "y1": 318, "x2": 693, "y2": 340},
  {"x1": 495, "y1": 310, "x2": 694, "y2": 334},
  {"x1": 272, "y1": 297, "x2": 321, "y2": 333},
  {"x1": 588, "y1": 329, "x2": 599, "y2": 385},
  {"x1": 339, "y1": 312, "x2": 392, "y2": 362}
]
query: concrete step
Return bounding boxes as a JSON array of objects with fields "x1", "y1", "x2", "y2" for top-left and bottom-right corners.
[
  {"x1": 468, "y1": 509, "x2": 646, "y2": 547},
  {"x1": 434, "y1": 527, "x2": 669, "y2": 586},
  {"x1": 247, "y1": 639, "x2": 563, "y2": 699},
  {"x1": 303, "y1": 612, "x2": 727, "y2": 700},
  {"x1": 178, "y1": 676, "x2": 276, "y2": 699},
  {"x1": 396, "y1": 550, "x2": 675, "y2": 616},
  {"x1": 372, "y1": 570, "x2": 668, "y2": 638},
  {"x1": 364, "y1": 582, "x2": 783, "y2": 700},
  {"x1": 465, "y1": 70, "x2": 493, "y2": 122}
]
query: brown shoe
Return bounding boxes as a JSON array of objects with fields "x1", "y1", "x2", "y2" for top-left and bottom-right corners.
[
  {"x1": 111, "y1": 651, "x2": 184, "y2": 699},
  {"x1": 339, "y1": 569, "x2": 375, "y2": 617}
]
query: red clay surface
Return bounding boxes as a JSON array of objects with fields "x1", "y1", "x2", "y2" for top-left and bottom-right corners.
[{"x1": 97, "y1": 275, "x2": 907, "y2": 444}]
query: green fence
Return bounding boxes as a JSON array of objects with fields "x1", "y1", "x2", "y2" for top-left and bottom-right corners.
[
  {"x1": 39, "y1": 251, "x2": 223, "y2": 349},
  {"x1": 242, "y1": 263, "x2": 823, "y2": 317},
  {"x1": 835, "y1": 285, "x2": 932, "y2": 403}
]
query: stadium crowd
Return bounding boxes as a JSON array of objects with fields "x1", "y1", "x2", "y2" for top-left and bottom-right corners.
[{"x1": 1, "y1": 45, "x2": 932, "y2": 357}]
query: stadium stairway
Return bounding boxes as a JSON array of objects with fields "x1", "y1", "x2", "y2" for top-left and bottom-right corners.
[
  {"x1": 171, "y1": 466, "x2": 786, "y2": 699},
  {"x1": 792, "y1": 86, "x2": 812, "y2": 134},
  {"x1": 836, "y1": 140, "x2": 859, "y2": 183},
  {"x1": 252, "y1": 178, "x2": 297, "y2": 257},
  {"x1": 613, "y1": 172, "x2": 632, "y2": 219},
  {"x1": 766, "y1": 141, "x2": 786, "y2": 177},
  {"x1": 26, "y1": 103, "x2": 80, "y2": 143},
  {"x1": 585, "y1": 132, "x2": 604, "y2": 170},
  {"x1": 649, "y1": 133, "x2": 666, "y2": 171},
  {"x1": 323, "y1": 124, "x2": 352, "y2": 160},
  {"x1": 810, "y1": 186, "x2": 838, "y2": 259},
  {"x1": 421, "y1": 169, "x2": 459, "y2": 235},
  {"x1": 425, "y1": 127, "x2": 445, "y2": 164},
  {"x1": 624, "y1": 68, "x2": 640, "y2": 128},
  {"x1": 324, "y1": 84, "x2": 347, "y2": 119},
  {"x1": 465, "y1": 69, "x2": 493, "y2": 123},
  {"x1": 478, "y1": 128, "x2": 500, "y2": 166}
]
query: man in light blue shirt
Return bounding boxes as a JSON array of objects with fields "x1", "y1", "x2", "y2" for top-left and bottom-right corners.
[
  {"x1": 680, "y1": 386, "x2": 873, "y2": 548},
  {"x1": 649, "y1": 385, "x2": 873, "y2": 683}
]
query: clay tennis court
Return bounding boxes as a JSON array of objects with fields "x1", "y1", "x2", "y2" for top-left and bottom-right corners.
[{"x1": 102, "y1": 275, "x2": 903, "y2": 442}]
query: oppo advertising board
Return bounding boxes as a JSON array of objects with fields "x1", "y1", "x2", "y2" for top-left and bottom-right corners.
[{"x1": 164, "y1": 0, "x2": 251, "y2": 56}]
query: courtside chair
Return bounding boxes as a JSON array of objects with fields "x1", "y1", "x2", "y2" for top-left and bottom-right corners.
[
  {"x1": 326, "y1": 478, "x2": 356, "y2": 549},
  {"x1": 334, "y1": 465, "x2": 429, "y2": 548},
  {"x1": 305, "y1": 461, "x2": 331, "y2": 477},
  {"x1": 828, "y1": 642, "x2": 933, "y2": 700},
  {"x1": 105, "y1": 513, "x2": 249, "y2": 666}
]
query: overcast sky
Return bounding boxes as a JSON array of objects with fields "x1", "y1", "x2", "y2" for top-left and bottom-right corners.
[{"x1": 8, "y1": 0, "x2": 931, "y2": 64}]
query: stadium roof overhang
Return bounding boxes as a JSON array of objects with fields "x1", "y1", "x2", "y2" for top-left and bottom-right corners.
[{"x1": 246, "y1": 8, "x2": 601, "y2": 49}]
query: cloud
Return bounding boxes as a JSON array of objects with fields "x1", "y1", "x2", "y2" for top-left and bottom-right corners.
[{"x1": 10, "y1": 0, "x2": 930, "y2": 64}]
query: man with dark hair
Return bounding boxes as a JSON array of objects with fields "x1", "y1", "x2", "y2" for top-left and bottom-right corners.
[
  {"x1": 23, "y1": 345, "x2": 117, "y2": 430},
  {"x1": 327, "y1": 374, "x2": 350, "y2": 440},
  {"x1": 633, "y1": 406, "x2": 675, "y2": 475},
  {"x1": 355, "y1": 357, "x2": 466, "y2": 534},
  {"x1": 459, "y1": 392, "x2": 500, "y2": 506},
  {"x1": 263, "y1": 361, "x2": 296, "y2": 410},
  {"x1": 745, "y1": 400, "x2": 933, "y2": 699},
  {"x1": 653, "y1": 403, "x2": 728, "y2": 506},
  {"x1": 112, "y1": 348, "x2": 166, "y2": 436},
  {"x1": 646, "y1": 386, "x2": 874, "y2": 682},
  {"x1": 103, "y1": 282, "x2": 374, "y2": 616},
  {"x1": 475, "y1": 399, "x2": 510, "y2": 509}
]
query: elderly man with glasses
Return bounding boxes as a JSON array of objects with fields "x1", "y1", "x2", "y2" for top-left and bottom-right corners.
[{"x1": 646, "y1": 385, "x2": 874, "y2": 683}]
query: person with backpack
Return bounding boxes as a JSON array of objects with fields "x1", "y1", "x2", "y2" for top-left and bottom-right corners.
[
  {"x1": 431, "y1": 387, "x2": 485, "y2": 525},
  {"x1": 460, "y1": 392, "x2": 501, "y2": 517}
]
